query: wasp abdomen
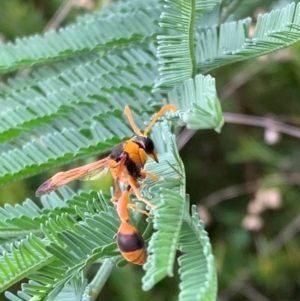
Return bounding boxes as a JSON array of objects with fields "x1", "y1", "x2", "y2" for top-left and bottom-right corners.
[{"x1": 117, "y1": 220, "x2": 147, "y2": 265}]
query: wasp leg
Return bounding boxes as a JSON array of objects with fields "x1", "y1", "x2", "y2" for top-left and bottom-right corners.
[
  {"x1": 111, "y1": 188, "x2": 149, "y2": 216},
  {"x1": 127, "y1": 176, "x2": 156, "y2": 209},
  {"x1": 111, "y1": 196, "x2": 149, "y2": 215},
  {"x1": 140, "y1": 169, "x2": 161, "y2": 181},
  {"x1": 127, "y1": 203, "x2": 150, "y2": 216},
  {"x1": 111, "y1": 196, "x2": 118, "y2": 206},
  {"x1": 111, "y1": 180, "x2": 123, "y2": 208}
]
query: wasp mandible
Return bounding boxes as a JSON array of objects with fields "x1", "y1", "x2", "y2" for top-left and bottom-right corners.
[{"x1": 36, "y1": 104, "x2": 177, "y2": 264}]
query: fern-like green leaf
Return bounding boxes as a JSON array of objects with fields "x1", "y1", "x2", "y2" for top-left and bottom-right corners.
[
  {"x1": 0, "y1": 234, "x2": 53, "y2": 293},
  {"x1": 7, "y1": 263, "x2": 71, "y2": 301},
  {"x1": 0, "y1": 188, "x2": 110, "y2": 245},
  {"x1": 141, "y1": 120, "x2": 217, "y2": 299},
  {"x1": 197, "y1": 2, "x2": 300, "y2": 73},
  {"x1": 0, "y1": 8, "x2": 162, "y2": 73},
  {"x1": 0, "y1": 44, "x2": 170, "y2": 186},
  {"x1": 77, "y1": 0, "x2": 160, "y2": 22},
  {"x1": 0, "y1": 46, "x2": 159, "y2": 141},
  {"x1": 196, "y1": 0, "x2": 221, "y2": 14},
  {"x1": 2, "y1": 192, "x2": 119, "y2": 300},
  {"x1": 142, "y1": 123, "x2": 185, "y2": 290},
  {"x1": 178, "y1": 206, "x2": 217, "y2": 301},
  {"x1": 0, "y1": 52, "x2": 223, "y2": 187},
  {"x1": 5, "y1": 1, "x2": 295, "y2": 300},
  {"x1": 51, "y1": 277, "x2": 88, "y2": 301},
  {"x1": 169, "y1": 74, "x2": 224, "y2": 131},
  {"x1": 154, "y1": 0, "x2": 197, "y2": 92}
]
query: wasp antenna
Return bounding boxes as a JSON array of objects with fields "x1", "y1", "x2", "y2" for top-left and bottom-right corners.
[
  {"x1": 143, "y1": 104, "x2": 177, "y2": 137},
  {"x1": 124, "y1": 105, "x2": 144, "y2": 136}
]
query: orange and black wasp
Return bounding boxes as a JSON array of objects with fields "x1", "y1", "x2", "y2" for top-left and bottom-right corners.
[{"x1": 36, "y1": 104, "x2": 177, "y2": 264}]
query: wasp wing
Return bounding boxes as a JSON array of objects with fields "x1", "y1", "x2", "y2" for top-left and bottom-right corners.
[{"x1": 36, "y1": 157, "x2": 110, "y2": 196}]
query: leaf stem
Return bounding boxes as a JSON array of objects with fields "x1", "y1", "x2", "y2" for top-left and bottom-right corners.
[
  {"x1": 89, "y1": 259, "x2": 116, "y2": 300},
  {"x1": 189, "y1": 0, "x2": 197, "y2": 78}
]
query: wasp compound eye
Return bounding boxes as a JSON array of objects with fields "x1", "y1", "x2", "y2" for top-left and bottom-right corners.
[{"x1": 131, "y1": 136, "x2": 155, "y2": 154}]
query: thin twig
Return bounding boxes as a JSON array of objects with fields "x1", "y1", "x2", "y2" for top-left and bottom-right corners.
[
  {"x1": 201, "y1": 172, "x2": 300, "y2": 208},
  {"x1": 221, "y1": 0, "x2": 243, "y2": 23},
  {"x1": 89, "y1": 259, "x2": 116, "y2": 300},
  {"x1": 177, "y1": 128, "x2": 196, "y2": 150},
  {"x1": 239, "y1": 282, "x2": 272, "y2": 301},
  {"x1": 219, "y1": 275, "x2": 273, "y2": 301},
  {"x1": 201, "y1": 180, "x2": 257, "y2": 208},
  {"x1": 223, "y1": 113, "x2": 300, "y2": 138},
  {"x1": 177, "y1": 113, "x2": 300, "y2": 150},
  {"x1": 220, "y1": 61, "x2": 267, "y2": 100},
  {"x1": 44, "y1": 0, "x2": 76, "y2": 32},
  {"x1": 218, "y1": 272, "x2": 249, "y2": 301},
  {"x1": 271, "y1": 212, "x2": 300, "y2": 252}
]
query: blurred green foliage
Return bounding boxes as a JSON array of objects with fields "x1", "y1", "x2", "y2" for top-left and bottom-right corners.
[
  {"x1": 1, "y1": 0, "x2": 300, "y2": 300},
  {"x1": 0, "y1": 0, "x2": 45, "y2": 39}
]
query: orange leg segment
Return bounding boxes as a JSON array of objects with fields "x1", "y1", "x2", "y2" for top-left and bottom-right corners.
[
  {"x1": 127, "y1": 176, "x2": 156, "y2": 209},
  {"x1": 140, "y1": 169, "x2": 160, "y2": 181}
]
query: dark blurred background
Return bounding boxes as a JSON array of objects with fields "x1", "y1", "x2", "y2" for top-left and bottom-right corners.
[{"x1": 1, "y1": 0, "x2": 300, "y2": 300}]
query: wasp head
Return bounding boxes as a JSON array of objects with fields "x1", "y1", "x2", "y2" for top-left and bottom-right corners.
[{"x1": 131, "y1": 136, "x2": 158, "y2": 163}]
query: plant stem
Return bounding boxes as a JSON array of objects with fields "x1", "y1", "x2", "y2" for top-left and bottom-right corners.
[{"x1": 89, "y1": 259, "x2": 116, "y2": 300}]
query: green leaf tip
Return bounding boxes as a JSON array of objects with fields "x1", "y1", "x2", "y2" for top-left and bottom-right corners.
[{"x1": 169, "y1": 74, "x2": 224, "y2": 131}]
